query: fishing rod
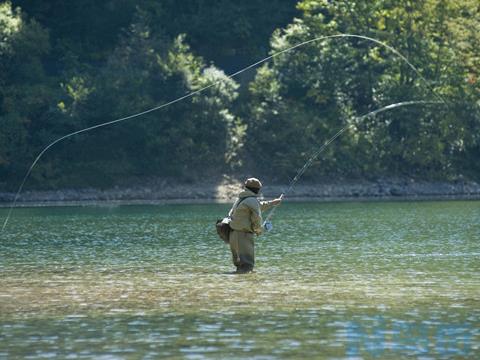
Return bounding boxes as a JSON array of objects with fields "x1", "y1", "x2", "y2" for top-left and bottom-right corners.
[
  {"x1": 1, "y1": 34, "x2": 447, "y2": 231},
  {"x1": 262, "y1": 100, "x2": 443, "y2": 230}
]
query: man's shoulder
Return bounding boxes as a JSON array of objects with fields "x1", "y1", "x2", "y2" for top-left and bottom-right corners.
[{"x1": 241, "y1": 196, "x2": 260, "y2": 208}]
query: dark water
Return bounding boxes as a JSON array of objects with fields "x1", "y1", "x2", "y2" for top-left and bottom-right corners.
[{"x1": 1, "y1": 201, "x2": 479, "y2": 358}]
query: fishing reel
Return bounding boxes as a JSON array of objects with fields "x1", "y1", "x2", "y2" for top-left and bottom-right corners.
[{"x1": 263, "y1": 220, "x2": 273, "y2": 232}]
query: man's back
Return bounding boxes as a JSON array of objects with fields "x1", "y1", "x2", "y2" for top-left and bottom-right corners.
[{"x1": 229, "y1": 190, "x2": 262, "y2": 234}]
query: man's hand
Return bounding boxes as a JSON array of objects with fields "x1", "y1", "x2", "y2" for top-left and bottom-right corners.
[{"x1": 270, "y1": 195, "x2": 283, "y2": 206}]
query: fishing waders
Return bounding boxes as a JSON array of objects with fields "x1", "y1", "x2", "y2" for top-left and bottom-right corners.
[{"x1": 229, "y1": 230, "x2": 255, "y2": 273}]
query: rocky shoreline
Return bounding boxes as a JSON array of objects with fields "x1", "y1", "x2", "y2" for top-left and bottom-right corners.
[{"x1": 0, "y1": 178, "x2": 479, "y2": 207}]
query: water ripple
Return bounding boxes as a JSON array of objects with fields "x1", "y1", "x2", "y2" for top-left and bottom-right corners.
[{"x1": 0, "y1": 201, "x2": 479, "y2": 357}]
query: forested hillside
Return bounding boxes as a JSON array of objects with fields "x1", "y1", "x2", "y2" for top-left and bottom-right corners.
[{"x1": 1, "y1": 0, "x2": 478, "y2": 191}]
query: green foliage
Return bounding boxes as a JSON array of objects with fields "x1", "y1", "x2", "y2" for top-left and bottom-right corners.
[
  {"x1": 245, "y1": 0, "x2": 480, "y2": 181},
  {"x1": 0, "y1": 1, "x2": 61, "y2": 188},
  {"x1": 0, "y1": 0, "x2": 479, "y2": 191},
  {"x1": 55, "y1": 11, "x2": 241, "y2": 186}
]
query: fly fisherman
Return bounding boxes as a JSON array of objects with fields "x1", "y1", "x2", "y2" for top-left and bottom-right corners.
[{"x1": 228, "y1": 178, "x2": 282, "y2": 273}]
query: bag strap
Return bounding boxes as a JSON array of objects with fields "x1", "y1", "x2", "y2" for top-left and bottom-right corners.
[{"x1": 229, "y1": 196, "x2": 255, "y2": 218}]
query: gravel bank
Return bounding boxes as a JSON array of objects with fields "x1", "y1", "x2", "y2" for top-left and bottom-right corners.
[{"x1": 1, "y1": 178, "x2": 479, "y2": 207}]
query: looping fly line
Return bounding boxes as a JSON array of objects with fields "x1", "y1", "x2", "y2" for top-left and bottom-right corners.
[
  {"x1": 262, "y1": 100, "x2": 443, "y2": 226},
  {"x1": 1, "y1": 34, "x2": 448, "y2": 231}
]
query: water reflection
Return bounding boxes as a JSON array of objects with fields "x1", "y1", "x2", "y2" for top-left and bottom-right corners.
[
  {"x1": 0, "y1": 201, "x2": 479, "y2": 357},
  {"x1": 0, "y1": 312, "x2": 478, "y2": 358}
]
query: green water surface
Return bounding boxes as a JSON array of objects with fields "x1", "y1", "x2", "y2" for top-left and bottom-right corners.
[{"x1": 1, "y1": 201, "x2": 479, "y2": 358}]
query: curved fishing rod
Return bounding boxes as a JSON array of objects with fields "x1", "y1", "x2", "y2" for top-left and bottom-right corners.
[
  {"x1": 1, "y1": 34, "x2": 446, "y2": 231},
  {"x1": 262, "y1": 100, "x2": 443, "y2": 227}
]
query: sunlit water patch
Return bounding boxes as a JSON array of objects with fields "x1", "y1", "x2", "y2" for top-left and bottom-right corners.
[{"x1": 1, "y1": 201, "x2": 479, "y2": 358}]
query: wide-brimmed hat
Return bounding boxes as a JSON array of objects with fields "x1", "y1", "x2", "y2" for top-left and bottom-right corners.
[{"x1": 244, "y1": 177, "x2": 262, "y2": 189}]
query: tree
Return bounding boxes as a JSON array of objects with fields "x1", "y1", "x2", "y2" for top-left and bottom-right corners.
[
  {"x1": 56, "y1": 10, "x2": 241, "y2": 187},
  {"x1": 0, "y1": 1, "x2": 62, "y2": 189},
  {"x1": 244, "y1": 0, "x2": 480, "y2": 181}
]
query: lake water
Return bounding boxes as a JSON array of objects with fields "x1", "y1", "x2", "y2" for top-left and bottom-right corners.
[{"x1": 1, "y1": 201, "x2": 479, "y2": 358}]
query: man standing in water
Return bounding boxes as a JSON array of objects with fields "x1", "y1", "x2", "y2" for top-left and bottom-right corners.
[{"x1": 228, "y1": 178, "x2": 282, "y2": 273}]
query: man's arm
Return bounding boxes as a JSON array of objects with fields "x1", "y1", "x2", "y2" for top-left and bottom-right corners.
[
  {"x1": 248, "y1": 201, "x2": 264, "y2": 235},
  {"x1": 260, "y1": 195, "x2": 283, "y2": 212}
]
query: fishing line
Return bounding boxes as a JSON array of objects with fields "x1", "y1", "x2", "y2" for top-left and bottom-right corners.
[
  {"x1": 262, "y1": 100, "x2": 443, "y2": 227},
  {"x1": 1, "y1": 34, "x2": 447, "y2": 231}
]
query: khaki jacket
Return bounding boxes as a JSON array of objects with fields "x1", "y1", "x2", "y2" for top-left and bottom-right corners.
[{"x1": 228, "y1": 189, "x2": 276, "y2": 235}]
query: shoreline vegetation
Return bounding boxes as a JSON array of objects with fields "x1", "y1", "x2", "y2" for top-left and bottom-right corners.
[
  {"x1": 1, "y1": 2, "x2": 479, "y2": 196},
  {"x1": 1, "y1": 178, "x2": 479, "y2": 208}
]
